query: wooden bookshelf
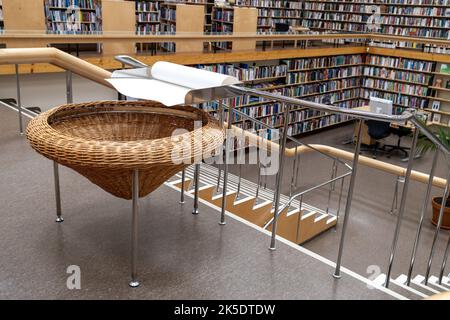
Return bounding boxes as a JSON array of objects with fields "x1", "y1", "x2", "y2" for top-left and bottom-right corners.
[
  {"x1": 160, "y1": 3, "x2": 204, "y2": 53},
  {"x1": 194, "y1": 54, "x2": 363, "y2": 135},
  {"x1": 300, "y1": 0, "x2": 449, "y2": 49},
  {"x1": 43, "y1": 0, "x2": 102, "y2": 34},
  {"x1": 427, "y1": 62, "x2": 450, "y2": 128},
  {"x1": 102, "y1": 0, "x2": 135, "y2": 55},
  {"x1": 134, "y1": 0, "x2": 161, "y2": 34},
  {"x1": 211, "y1": 6, "x2": 257, "y2": 52}
]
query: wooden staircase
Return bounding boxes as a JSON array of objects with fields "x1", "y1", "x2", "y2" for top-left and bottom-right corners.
[{"x1": 166, "y1": 164, "x2": 337, "y2": 245}]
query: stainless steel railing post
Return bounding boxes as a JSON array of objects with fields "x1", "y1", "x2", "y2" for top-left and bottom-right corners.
[
  {"x1": 385, "y1": 128, "x2": 420, "y2": 288},
  {"x1": 220, "y1": 100, "x2": 233, "y2": 225},
  {"x1": 326, "y1": 160, "x2": 338, "y2": 214},
  {"x1": 425, "y1": 169, "x2": 450, "y2": 285},
  {"x1": 15, "y1": 64, "x2": 23, "y2": 135},
  {"x1": 408, "y1": 149, "x2": 439, "y2": 285},
  {"x1": 439, "y1": 234, "x2": 450, "y2": 285},
  {"x1": 333, "y1": 119, "x2": 363, "y2": 279},
  {"x1": 269, "y1": 103, "x2": 290, "y2": 250}
]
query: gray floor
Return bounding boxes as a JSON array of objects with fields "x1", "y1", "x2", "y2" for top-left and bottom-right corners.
[{"x1": 0, "y1": 107, "x2": 396, "y2": 300}]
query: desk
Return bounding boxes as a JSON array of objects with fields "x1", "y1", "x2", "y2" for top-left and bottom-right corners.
[{"x1": 352, "y1": 106, "x2": 414, "y2": 146}]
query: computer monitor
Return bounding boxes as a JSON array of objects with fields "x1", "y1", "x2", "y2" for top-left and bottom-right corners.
[{"x1": 369, "y1": 96, "x2": 393, "y2": 115}]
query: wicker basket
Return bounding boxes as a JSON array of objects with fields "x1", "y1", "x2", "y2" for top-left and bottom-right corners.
[{"x1": 26, "y1": 100, "x2": 225, "y2": 199}]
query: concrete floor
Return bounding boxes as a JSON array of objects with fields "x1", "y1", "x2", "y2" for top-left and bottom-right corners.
[{"x1": 0, "y1": 107, "x2": 399, "y2": 300}]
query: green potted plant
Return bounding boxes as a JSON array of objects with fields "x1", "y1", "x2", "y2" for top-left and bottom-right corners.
[{"x1": 417, "y1": 126, "x2": 450, "y2": 229}]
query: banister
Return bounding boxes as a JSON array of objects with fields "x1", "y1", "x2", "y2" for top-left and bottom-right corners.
[
  {"x1": 0, "y1": 47, "x2": 447, "y2": 189},
  {"x1": 0, "y1": 48, "x2": 113, "y2": 88}
]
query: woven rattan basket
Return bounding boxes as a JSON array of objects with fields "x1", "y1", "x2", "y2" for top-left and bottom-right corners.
[{"x1": 26, "y1": 100, "x2": 225, "y2": 199}]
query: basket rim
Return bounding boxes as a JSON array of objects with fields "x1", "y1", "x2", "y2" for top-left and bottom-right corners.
[{"x1": 26, "y1": 100, "x2": 225, "y2": 169}]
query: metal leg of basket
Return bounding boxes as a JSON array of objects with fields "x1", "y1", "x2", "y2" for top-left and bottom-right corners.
[
  {"x1": 192, "y1": 164, "x2": 200, "y2": 215},
  {"x1": 53, "y1": 161, "x2": 64, "y2": 223},
  {"x1": 129, "y1": 169, "x2": 140, "y2": 288}
]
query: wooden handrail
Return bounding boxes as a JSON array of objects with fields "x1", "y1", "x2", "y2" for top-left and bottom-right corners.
[
  {"x1": 230, "y1": 125, "x2": 448, "y2": 189},
  {"x1": 0, "y1": 48, "x2": 113, "y2": 88},
  {"x1": 0, "y1": 47, "x2": 446, "y2": 189},
  {"x1": 0, "y1": 32, "x2": 449, "y2": 47}
]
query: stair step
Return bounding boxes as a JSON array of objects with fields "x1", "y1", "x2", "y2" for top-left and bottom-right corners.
[
  {"x1": 411, "y1": 275, "x2": 441, "y2": 294},
  {"x1": 373, "y1": 274, "x2": 423, "y2": 300},
  {"x1": 327, "y1": 216, "x2": 337, "y2": 225},
  {"x1": 429, "y1": 276, "x2": 450, "y2": 290},
  {"x1": 393, "y1": 274, "x2": 429, "y2": 298}
]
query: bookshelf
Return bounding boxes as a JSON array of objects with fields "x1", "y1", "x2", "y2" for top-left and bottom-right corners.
[
  {"x1": 211, "y1": 6, "x2": 257, "y2": 52},
  {"x1": 236, "y1": 0, "x2": 303, "y2": 33},
  {"x1": 160, "y1": 3, "x2": 205, "y2": 53},
  {"x1": 301, "y1": 0, "x2": 449, "y2": 45},
  {"x1": 195, "y1": 54, "x2": 364, "y2": 135},
  {"x1": 204, "y1": 0, "x2": 214, "y2": 32},
  {"x1": 135, "y1": 0, "x2": 161, "y2": 34},
  {"x1": 43, "y1": 0, "x2": 102, "y2": 34},
  {"x1": 361, "y1": 54, "x2": 434, "y2": 114},
  {"x1": 427, "y1": 62, "x2": 450, "y2": 128}
]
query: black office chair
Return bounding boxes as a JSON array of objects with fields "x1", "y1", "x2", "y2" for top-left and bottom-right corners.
[
  {"x1": 365, "y1": 120, "x2": 391, "y2": 159},
  {"x1": 386, "y1": 126, "x2": 412, "y2": 158}
]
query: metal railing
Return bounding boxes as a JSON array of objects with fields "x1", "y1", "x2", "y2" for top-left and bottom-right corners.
[{"x1": 1, "y1": 48, "x2": 449, "y2": 291}]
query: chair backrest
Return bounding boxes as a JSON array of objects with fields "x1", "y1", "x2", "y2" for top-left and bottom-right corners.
[
  {"x1": 366, "y1": 120, "x2": 391, "y2": 140},
  {"x1": 275, "y1": 23, "x2": 290, "y2": 32}
]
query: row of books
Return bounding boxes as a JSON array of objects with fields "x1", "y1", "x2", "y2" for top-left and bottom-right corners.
[
  {"x1": 286, "y1": 114, "x2": 350, "y2": 136},
  {"x1": 161, "y1": 7, "x2": 176, "y2": 21},
  {"x1": 137, "y1": 12, "x2": 160, "y2": 22},
  {"x1": 304, "y1": 12, "x2": 367, "y2": 23},
  {"x1": 365, "y1": 55, "x2": 434, "y2": 73},
  {"x1": 363, "y1": 67, "x2": 431, "y2": 84},
  {"x1": 237, "y1": 0, "x2": 302, "y2": 9},
  {"x1": 257, "y1": 9, "x2": 299, "y2": 18},
  {"x1": 381, "y1": 26, "x2": 448, "y2": 38},
  {"x1": 382, "y1": 16, "x2": 449, "y2": 28},
  {"x1": 197, "y1": 63, "x2": 287, "y2": 81},
  {"x1": 287, "y1": 66, "x2": 362, "y2": 84},
  {"x1": 212, "y1": 8, "x2": 234, "y2": 23},
  {"x1": 385, "y1": 6, "x2": 448, "y2": 16},
  {"x1": 361, "y1": 88, "x2": 428, "y2": 109},
  {"x1": 282, "y1": 78, "x2": 361, "y2": 97},
  {"x1": 362, "y1": 78, "x2": 429, "y2": 97},
  {"x1": 46, "y1": 10, "x2": 98, "y2": 23},
  {"x1": 386, "y1": 0, "x2": 447, "y2": 5},
  {"x1": 303, "y1": 3, "x2": 374, "y2": 11},
  {"x1": 46, "y1": 0, "x2": 97, "y2": 9},
  {"x1": 302, "y1": 20, "x2": 367, "y2": 32},
  {"x1": 136, "y1": 1, "x2": 160, "y2": 12},
  {"x1": 137, "y1": 24, "x2": 160, "y2": 34},
  {"x1": 46, "y1": 22, "x2": 100, "y2": 33},
  {"x1": 283, "y1": 55, "x2": 363, "y2": 71}
]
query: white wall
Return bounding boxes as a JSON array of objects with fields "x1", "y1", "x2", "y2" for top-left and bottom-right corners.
[{"x1": 0, "y1": 72, "x2": 117, "y2": 111}]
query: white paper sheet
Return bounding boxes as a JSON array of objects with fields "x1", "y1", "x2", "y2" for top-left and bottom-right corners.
[
  {"x1": 107, "y1": 78, "x2": 192, "y2": 106},
  {"x1": 106, "y1": 61, "x2": 241, "y2": 106},
  {"x1": 150, "y1": 61, "x2": 239, "y2": 89}
]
